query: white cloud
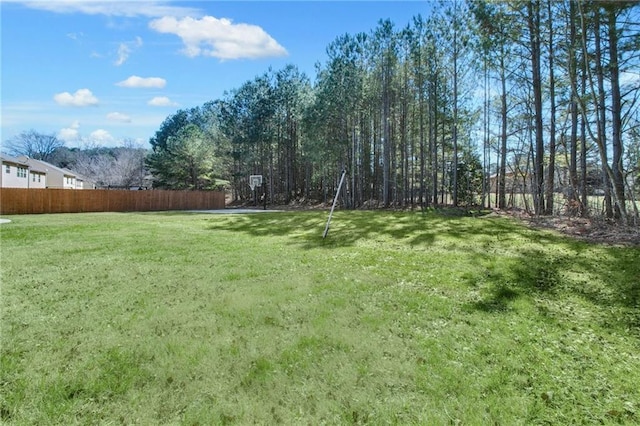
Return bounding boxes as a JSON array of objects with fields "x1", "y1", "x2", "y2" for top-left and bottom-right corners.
[
  {"x1": 147, "y1": 96, "x2": 177, "y2": 107},
  {"x1": 115, "y1": 36, "x2": 143, "y2": 66},
  {"x1": 66, "y1": 32, "x2": 84, "y2": 41},
  {"x1": 116, "y1": 75, "x2": 166, "y2": 88},
  {"x1": 13, "y1": 1, "x2": 200, "y2": 18},
  {"x1": 106, "y1": 112, "x2": 132, "y2": 123},
  {"x1": 56, "y1": 122, "x2": 123, "y2": 147},
  {"x1": 149, "y1": 16, "x2": 288, "y2": 60},
  {"x1": 89, "y1": 129, "x2": 115, "y2": 144},
  {"x1": 115, "y1": 43, "x2": 131, "y2": 66},
  {"x1": 58, "y1": 120, "x2": 81, "y2": 142},
  {"x1": 53, "y1": 88, "x2": 99, "y2": 107}
]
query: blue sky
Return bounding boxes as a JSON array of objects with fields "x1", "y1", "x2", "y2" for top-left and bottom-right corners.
[{"x1": 1, "y1": 1, "x2": 433, "y2": 149}]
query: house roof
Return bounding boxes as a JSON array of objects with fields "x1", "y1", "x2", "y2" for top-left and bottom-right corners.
[
  {"x1": 1, "y1": 154, "x2": 29, "y2": 167},
  {"x1": 17, "y1": 156, "x2": 74, "y2": 176},
  {"x1": 1, "y1": 154, "x2": 50, "y2": 173}
]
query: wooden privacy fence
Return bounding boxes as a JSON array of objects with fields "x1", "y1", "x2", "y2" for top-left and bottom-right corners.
[{"x1": 0, "y1": 188, "x2": 225, "y2": 215}]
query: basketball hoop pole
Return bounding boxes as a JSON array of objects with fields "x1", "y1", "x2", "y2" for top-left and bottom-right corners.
[
  {"x1": 323, "y1": 168, "x2": 347, "y2": 239},
  {"x1": 263, "y1": 181, "x2": 267, "y2": 210}
]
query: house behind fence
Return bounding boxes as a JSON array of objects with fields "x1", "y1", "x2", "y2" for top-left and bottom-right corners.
[
  {"x1": 0, "y1": 188, "x2": 225, "y2": 214},
  {"x1": 1, "y1": 155, "x2": 94, "y2": 189}
]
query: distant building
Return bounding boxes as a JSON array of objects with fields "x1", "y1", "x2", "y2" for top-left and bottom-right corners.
[
  {"x1": 0, "y1": 155, "x2": 94, "y2": 189},
  {"x1": 1, "y1": 155, "x2": 46, "y2": 188}
]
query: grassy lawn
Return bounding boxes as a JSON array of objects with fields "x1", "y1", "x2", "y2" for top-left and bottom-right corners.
[{"x1": 1, "y1": 210, "x2": 639, "y2": 425}]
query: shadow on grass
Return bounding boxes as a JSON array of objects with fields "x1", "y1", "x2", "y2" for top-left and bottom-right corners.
[
  {"x1": 570, "y1": 246, "x2": 640, "y2": 330},
  {"x1": 202, "y1": 209, "x2": 530, "y2": 250},
  {"x1": 465, "y1": 249, "x2": 564, "y2": 311},
  {"x1": 472, "y1": 285, "x2": 521, "y2": 313},
  {"x1": 466, "y1": 244, "x2": 640, "y2": 334},
  {"x1": 200, "y1": 209, "x2": 639, "y2": 333}
]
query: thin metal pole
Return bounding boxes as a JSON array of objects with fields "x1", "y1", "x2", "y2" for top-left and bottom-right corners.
[{"x1": 323, "y1": 169, "x2": 346, "y2": 239}]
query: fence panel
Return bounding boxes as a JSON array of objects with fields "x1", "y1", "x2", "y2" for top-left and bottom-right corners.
[
  {"x1": 28, "y1": 190, "x2": 48, "y2": 214},
  {"x1": 0, "y1": 188, "x2": 225, "y2": 215}
]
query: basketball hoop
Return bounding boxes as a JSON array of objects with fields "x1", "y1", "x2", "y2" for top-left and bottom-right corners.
[{"x1": 249, "y1": 174, "x2": 263, "y2": 191}]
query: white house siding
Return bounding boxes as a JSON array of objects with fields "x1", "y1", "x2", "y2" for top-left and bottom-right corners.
[
  {"x1": 44, "y1": 172, "x2": 63, "y2": 188},
  {"x1": 46, "y1": 173, "x2": 76, "y2": 189},
  {"x1": 29, "y1": 171, "x2": 47, "y2": 189},
  {"x1": 62, "y1": 175, "x2": 76, "y2": 189},
  {"x1": 1, "y1": 161, "x2": 30, "y2": 188}
]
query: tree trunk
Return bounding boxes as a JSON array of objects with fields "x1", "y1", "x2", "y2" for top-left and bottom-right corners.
[
  {"x1": 451, "y1": 0, "x2": 460, "y2": 207},
  {"x1": 498, "y1": 52, "x2": 508, "y2": 209},
  {"x1": 594, "y1": 11, "x2": 615, "y2": 218},
  {"x1": 544, "y1": 0, "x2": 556, "y2": 215},
  {"x1": 606, "y1": 5, "x2": 627, "y2": 222},
  {"x1": 528, "y1": 0, "x2": 545, "y2": 215},
  {"x1": 431, "y1": 72, "x2": 439, "y2": 206},
  {"x1": 568, "y1": 0, "x2": 580, "y2": 214}
]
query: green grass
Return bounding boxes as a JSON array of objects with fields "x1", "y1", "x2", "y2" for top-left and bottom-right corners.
[{"x1": 1, "y1": 210, "x2": 639, "y2": 425}]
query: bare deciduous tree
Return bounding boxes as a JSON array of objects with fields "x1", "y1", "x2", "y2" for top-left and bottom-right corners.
[
  {"x1": 4, "y1": 130, "x2": 64, "y2": 162},
  {"x1": 72, "y1": 145, "x2": 147, "y2": 188}
]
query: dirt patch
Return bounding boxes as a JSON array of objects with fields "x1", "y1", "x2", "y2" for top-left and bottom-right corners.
[{"x1": 494, "y1": 209, "x2": 640, "y2": 247}]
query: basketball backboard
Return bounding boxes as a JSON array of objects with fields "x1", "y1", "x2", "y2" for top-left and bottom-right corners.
[{"x1": 249, "y1": 174, "x2": 263, "y2": 191}]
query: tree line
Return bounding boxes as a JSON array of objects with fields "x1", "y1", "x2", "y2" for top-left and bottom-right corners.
[
  {"x1": 5, "y1": 1, "x2": 640, "y2": 222},
  {"x1": 147, "y1": 0, "x2": 639, "y2": 222}
]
